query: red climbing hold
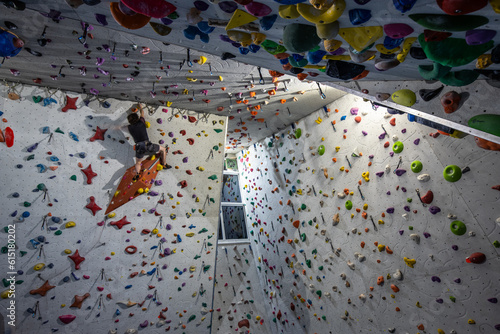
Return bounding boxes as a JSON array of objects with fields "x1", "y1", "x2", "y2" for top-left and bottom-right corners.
[
  {"x1": 85, "y1": 196, "x2": 102, "y2": 216},
  {"x1": 188, "y1": 116, "x2": 197, "y2": 123},
  {"x1": 436, "y1": 0, "x2": 487, "y2": 16},
  {"x1": 89, "y1": 126, "x2": 108, "y2": 142},
  {"x1": 59, "y1": 314, "x2": 76, "y2": 324},
  {"x1": 466, "y1": 252, "x2": 486, "y2": 264},
  {"x1": 238, "y1": 319, "x2": 250, "y2": 328},
  {"x1": 492, "y1": 185, "x2": 500, "y2": 191},
  {"x1": 421, "y1": 190, "x2": 434, "y2": 204},
  {"x1": 68, "y1": 249, "x2": 85, "y2": 270},
  {"x1": 81, "y1": 164, "x2": 97, "y2": 184},
  {"x1": 389, "y1": 118, "x2": 396, "y2": 126},
  {"x1": 110, "y1": 216, "x2": 132, "y2": 229},
  {"x1": 61, "y1": 95, "x2": 78, "y2": 112},
  {"x1": 424, "y1": 29, "x2": 452, "y2": 42},
  {"x1": 277, "y1": 310, "x2": 282, "y2": 320}
]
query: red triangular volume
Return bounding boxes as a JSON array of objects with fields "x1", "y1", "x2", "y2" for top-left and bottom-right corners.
[
  {"x1": 105, "y1": 157, "x2": 160, "y2": 214},
  {"x1": 120, "y1": 0, "x2": 176, "y2": 19}
]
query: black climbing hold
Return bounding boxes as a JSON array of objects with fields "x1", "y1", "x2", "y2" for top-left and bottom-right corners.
[
  {"x1": 419, "y1": 85, "x2": 444, "y2": 102},
  {"x1": 410, "y1": 47, "x2": 427, "y2": 60},
  {"x1": 221, "y1": 52, "x2": 236, "y2": 60},
  {"x1": 4, "y1": 21, "x2": 17, "y2": 29},
  {"x1": 289, "y1": 67, "x2": 304, "y2": 74},
  {"x1": 325, "y1": 60, "x2": 366, "y2": 80}
]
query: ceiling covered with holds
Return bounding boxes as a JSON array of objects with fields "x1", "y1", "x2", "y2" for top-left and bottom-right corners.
[{"x1": 1, "y1": 0, "x2": 500, "y2": 151}]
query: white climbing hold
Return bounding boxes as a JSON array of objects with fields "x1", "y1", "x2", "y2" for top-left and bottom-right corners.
[
  {"x1": 469, "y1": 231, "x2": 476, "y2": 236},
  {"x1": 324, "y1": 292, "x2": 331, "y2": 297},
  {"x1": 359, "y1": 294, "x2": 366, "y2": 301},
  {"x1": 337, "y1": 192, "x2": 346, "y2": 199},
  {"x1": 340, "y1": 273, "x2": 346, "y2": 280},
  {"x1": 402, "y1": 213, "x2": 409, "y2": 220},
  {"x1": 354, "y1": 252, "x2": 366, "y2": 262},
  {"x1": 496, "y1": 217, "x2": 500, "y2": 225},
  {"x1": 347, "y1": 260, "x2": 355, "y2": 270},
  {"x1": 410, "y1": 233, "x2": 420, "y2": 244},
  {"x1": 109, "y1": 330, "x2": 117, "y2": 334},
  {"x1": 125, "y1": 329, "x2": 138, "y2": 334},
  {"x1": 351, "y1": 228, "x2": 357, "y2": 234},
  {"x1": 417, "y1": 173, "x2": 430, "y2": 182},
  {"x1": 447, "y1": 213, "x2": 457, "y2": 219},
  {"x1": 392, "y1": 134, "x2": 398, "y2": 141},
  {"x1": 393, "y1": 269, "x2": 403, "y2": 280},
  {"x1": 332, "y1": 286, "x2": 338, "y2": 292},
  {"x1": 385, "y1": 164, "x2": 391, "y2": 174}
]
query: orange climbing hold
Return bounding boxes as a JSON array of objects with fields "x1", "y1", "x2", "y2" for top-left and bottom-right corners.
[
  {"x1": 386, "y1": 246, "x2": 393, "y2": 254},
  {"x1": 360, "y1": 241, "x2": 365, "y2": 248},
  {"x1": 293, "y1": 220, "x2": 300, "y2": 228},
  {"x1": 391, "y1": 284, "x2": 400, "y2": 292}
]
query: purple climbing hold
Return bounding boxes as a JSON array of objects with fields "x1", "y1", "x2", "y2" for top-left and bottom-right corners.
[
  {"x1": 429, "y1": 206, "x2": 441, "y2": 214},
  {"x1": 160, "y1": 18, "x2": 173, "y2": 25},
  {"x1": 219, "y1": 1, "x2": 238, "y2": 13},
  {"x1": 423, "y1": 232, "x2": 431, "y2": 238},
  {"x1": 488, "y1": 298, "x2": 498, "y2": 303},
  {"x1": 404, "y1": 206, "x2": 410, "y2": 212},
  {"x1": 399, "y1": 230, "x2": 404, "y2": 235},
  {"x1": 386, "y1": 207, "x2": 395, "y2": 214},
  {"x1": 362, "y1": 131, "x2": 368, "y2": 136},
  {"x1": 164, "y1": 248, "x2": 171, "y2": 255},
  {"x1": 194, "y1": 0, "x2": 209, "y2": 11},
  {"x1": 379, "y1": 133, "x2": 386, "y2": 139},
  {"x1": 369, "y1": 155, "x2": 374, "y2": 159},
  {"x1": 245, "y1": 2, "x2": 272, "y2": 17},
  {"x1": 495, "y1": 324, "x2": 500, "y2": 330},
  {"x1": 452, "y1": 245, "x2": 458, "y2": 250},
  {"x1": 157, "y1": 118, "x2": 163, "y2": 124},
  {"x1": 436, "y1": 298, "x2": 443, "y2": 303},
  {"x1": 140, "y1": 320, "x2": 148, "y2": 328},
  {"x1": 376, "y1": 171, "x2": 384, "y2": 177},
  {"x1": 168, "y1": 132, "x2": 174, "y2": 137},
  {"x1": 148, "y1": 191, "x2": 159, "y2": 196},
  {"x1": 454, "y1": 278, "x2": 461, "y2": 283},
  {"x1": 166, "y1": 224, "x2": 172, "y2": 230},
  {"x1": 431, "y1": 276, "x2": 441, "y2": 282},
  {"x1": 401, "y1": 128, "x2": 406, "y2": 133},
  {"x1": 350, "y1": 107, "x2": 359, "y2": 115},
  {"x1": 183, "y1": 157, "x2": 188, "y2": 163},
  {"x1": 220, "y1": 35, "x2": 232, "y2": 43},
  {"x1": 395, "y1": 169, "x2": 407, "y2": 176},
  {"x1": 389, "y1": 152, "x2": 394, "y2": 157},
  {"x1": 155, "y1": 180, "x2": 163, "y2": 186},
  {"x1": 95, "y1": 13, "x2": 108, "y2": 26},
  {"x1": 414, "y1": 138, "x2": 420, "y2": 145},
  {"x1": 387, "y1": 191, "x2": 391, "y2": 195},
  {"x1": 465, "y1": 29, "x2": 497, "y2": 46},
  {"x1": 401, "y1": 187, "x2": 407, "y2": 192}
]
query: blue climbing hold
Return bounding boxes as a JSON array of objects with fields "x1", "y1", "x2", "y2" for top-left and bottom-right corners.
[
  {"x1": 147, "y1": 268, "x2": 156, "y2": 276},
  {"x1": 43, "y1": 97, "x2": 57, "y2": 106},
  {"x1": 30, "y1": 239, "x2": 40, "y2": 248},
  {"x1": 125, "y1": 285, "x2": 132, "y2": 289},
  {"x1": 340, "y1": 115, "x2": 347, "y2": 121},
  {"x1": 177, "y1": 235, "x2": 182, "y2": 243},
  {"x1": 307, "y1": 49, "x2": 327, "y2": 64},
  {"x1": 279, "y1": 58, "x2": 289, "y2": 65},
  {"x1": 27, "y1": 143, "x2": 39, "y2": 152},
  {"x1": 52, "y1": 216, "x2": 61, "y2": 223},
  {"x1": 183, "y1": 25, "x2": 209, "y2": 43},
  {"x1": 197, "y1": 21, "x2": 214, "y2": 34},
  {"x1": 42, "y1": 126, "x2": 50, "y2": 134},
  {"x1": 393, "y1": 0, "x2": 417, "y2": 13},
  {"x1": 260, "y1": 14, "x2": 277, "y2": 31},
  {"x1": 383, "y1": 36, "x2": 404, "y2": 50},
  {"x1": 50, "y1": 156, "x2": 59, "y2": 162},
  {"x1": 37, "y1": 236, "x2": 46, "y2": 242},
  {"x1": 16, "y1": 164, "x2": 23, "y2": 169},
  {"x1": 22, "y1": 211, "x2": 30, "y2": 218},
  {"x1": 12, "y1": 192, "x2": 19, "y2": 198},
  {"x1": 69, "y1": 132, "x2": 79, "y2": 141},
  {"x1": 239, "y1": 47, "x2": 250, "y2": 55},
  {"x1": 115, "y1": 309, "x2": 121, "y2": 316},
  {"x1": 63, "y1": 276, "x2": 70, "y2": 282},
  {"x1": 36, "y1": 164, "x2": 47, "y2": 173},
  {"x1": 349, "y1": 9, "x2": 372, "y2": 25},
  {"x1": 78, "y1": 152, "x2": 86, "y2": 158},
  {"x1": 10, "y1": 210, "x2": 17, "y2": 217},
  {"x1": 248, "y1": 44, "x2": 260, "y2": 53}
]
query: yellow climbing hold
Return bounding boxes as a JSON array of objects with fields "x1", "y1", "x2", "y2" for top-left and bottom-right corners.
[
  {"x1": 468, "y1": 319, "x2": 476, "y2": 324},
  {"x1": 392, "y1": 89, "x2": 416, "y2": 107},
  {"x1": 279, "y1": 4, "x2": 301, "y2": 19},
  {"x1": 362, "y1": 171, "x2": 370, "y2": 182},
  {"x1": 34, "y1": 263, "x2": 45, "y2": 271},
  {"x1": 363, "y1": 203, "x2": 368, "y2": 210},
  {"x1": 296, "y1": 0, "x2": 346, "y2": 25},
  {"x1": 225, "y1": 9, "x2": 257, "y2": 31},
  {"x1": 476, "y1": 54, "x2": 492, "y2": 69},
  {"x1": 338, "y1": 26, "x2": 383, "y2": 52},
  {"x1": 324, "y1": 39, "x2": 342, "y2": 52},
  {"x1": 108, "y1": 212, "x2": 116, "y2": 218},
  {"x1": 377, "y1": 244, "x2": 385, "y2": 252},
  {"x1": 137, "y1": 188, "x2": 144, "y2": 194},
  {"x1": 375, "y1": 44, "x2": 400, "y2": 55},
  {"x1": 438, "y1": 329, "x2": 445, "y2": 334},
  {"x1": 416, "y1": 301, "x2": 422, "y2": 308},
  {"x1": 316, "y1": 21, "x2": 340, "y2": 40},
  {"x1": 145, "y1": 121, "x2": 150, "y2": 128},
  {"x1": 64, "y1": 249, "x2": 72, "y2": 254},
  {"x1": 256, "y1": 315, "x2": 261, "y2": 321},
  {"x1": 323, "y1": 55, "x2": 351, "y2": 61},
  {"x1": 404, "y1": 257, "x2": 416, "y2": 268},
  {"x1": 186, "y1": 232, "x2": 195, "y2": 237},
  {"x1": 491, "y1": 0, "x2": 500, "y2": 13},
  {"x1": 198, "y1": 56, "x2": 208, "y2": 65},
  {"x1": 1, "y1": 290, "x2": 11, "y2": 299},
  {"x1": 335, "y1": 146, "x2": 340, "y2": 152},
  {"x1": 397, "y1": 37, "x2": 417, "y2": 63},
  {"x1": 378, "y1": 220, "x2": 385, "y2": 224},
  {"x1": 65, "y1": 221, "x2": 76, "y2": 228},
  {"x1": 152, "y1": 228, "x2": 159, "y2": 234},
  {"x1": 251, "y1": 32, "x2": 267, "y2": 45},
  {"x1": 61, "y1": 304, "x2": 66, "y2": 307}
]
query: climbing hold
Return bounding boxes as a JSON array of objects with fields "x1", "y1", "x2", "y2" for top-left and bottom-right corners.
[
  {"x1": 466, "y1": 252, "x2": 486, "y2": 264},
  {"x1": 403, "y1": 257, "x2": 416, "y2": 268},
  {"x1": 393, "y1": 0, "x2": 417, "y2": 13},
  {"x1": 384, "y1": 23, "x2": 414, "y2": 39},
  {"x1": 441, "y1": 91, "x2": 461, "y2": 114},
  {"x1": 409, "y1": 14, "x2": 489, "y2": 32},
  {"x1": 338, "y1": 26, "x2": 383, "y2": 52},
  {"x1": 283, "y1": 24, "x2": 321, "y2": 53},
  {"x1": 68, "y1": 250, "x2": 85, "y2": 270},
  {"x1": 345, "y1": 200, "x2": 353, "y2": 210},
  {"x1": 410, "y1": 160, "x2": 423, "y2": 173},
  {"x1": 81, "y1": 164, "x2": 97, "y2": 184},
  {"x1": 59, "y1": 314, "x2": 76, "y2": 324},
  {"x1": 392, "y1": 141, "x2": 404, "y2": 153},
  {"x1": 85, "y1": 196, "x2": 102, "y2": 216},
  {"x1": 391, "y1": 89, "x2": 416, "y2": 107},
  {"x1": 450, "y1": 221, "x2": 467, "y2": 235},
  {"x1": 443, "y1": 165, "x2": 462, "y2": 182},
  {"x1": 296, "y1": 1, "x2": 346, "y2": 25},
  {"x1": 419, "y1": 85, "x2": 444, "y2": 102},
  {"x1": 437, "y1": 0, "x2": 488, "y2": 16}
]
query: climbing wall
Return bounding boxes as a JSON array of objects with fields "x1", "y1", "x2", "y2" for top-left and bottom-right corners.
[
  {"x1": 0, "y1": 84, "x2": 226, "y2": 333},
  {"x1": 212, "y1": 244, "x2": 273, "y2": 334},
  {"x1": 237, "y1": 94, "x2": 500, "y2": 334}
]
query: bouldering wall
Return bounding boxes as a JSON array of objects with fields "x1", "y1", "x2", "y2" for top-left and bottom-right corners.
[
  {"x1": 237, "y1": 94, "x2": 500, "y2": 334},
  {"x1": 212, "y1": 244, "x2": 273, "y2": 334},
  {"x1": 0, "y1": 84, "x2": 226, "y2": 333}
]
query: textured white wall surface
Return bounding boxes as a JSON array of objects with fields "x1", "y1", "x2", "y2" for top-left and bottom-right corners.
[
  {"x1": 237, "y1": 94, "x2": 500, "y2": 334},
  {"x1": 0, "y1": 84, "x2": 226, "y2": 333}
]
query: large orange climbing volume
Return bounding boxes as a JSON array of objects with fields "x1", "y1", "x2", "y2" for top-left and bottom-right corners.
[{"x1": 105, "y1": 157, "x2": 161, "y2": 214}]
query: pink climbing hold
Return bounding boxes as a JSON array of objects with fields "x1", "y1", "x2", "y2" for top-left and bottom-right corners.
[
  {"x1": 59, "y1": 314, "x2": 76, "y2": 324},
  {"x1": 383, "y1": 23, "x2": 414, "y2": 39},
  {"x1": 245, "y1": 2, "x2": 272, "y2": 17}
]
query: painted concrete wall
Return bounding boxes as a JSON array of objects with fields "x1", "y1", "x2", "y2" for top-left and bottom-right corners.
[
  {"x1": 237, "y1": 94, "x2": 500, "y2": 334},
  {"x1": 0, "y1": 84, "x2": 226, "y2": 333}
]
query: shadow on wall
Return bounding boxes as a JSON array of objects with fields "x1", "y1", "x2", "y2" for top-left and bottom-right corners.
[{"x1": 85, "y1": 113, "x2": 134, "y2": 193}]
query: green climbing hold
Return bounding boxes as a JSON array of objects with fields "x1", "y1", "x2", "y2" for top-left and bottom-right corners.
[
  {"x1": 392, "y1": 141, "x2": 404, "y2": 153},
  {"x1": 409, "y1": 14, "x2": 489, "y2": 32},
  {"x1": 493, "y1": 240, "x2": 500, "y2": 248},
  {"x1": 345, "y1": 200, "x2": 353, "y2": 210},
  {"x1": 443, "y1": 165, "x2": 462, "y2": 182},
  {"x1": 198, "y1": 228, "x2": 208, "y2": 234},
  {"x1": 23, "y1": 201, "x2": 31, "y2": 207},
  {"x1": 15, "y1": 280, "x2": 23, "y2": 285},
  {"x1": 418, "y1": 34, "x2": 493, "y2": 67},
  {"x1": 208, "y1": 174, "x2": 217, "y2": 180},
  {"x1": 54, "y1": 230, "x2": 62, "y2": 235},
  {"x1": 411, "y1": 160, "x2": 423, "y2": 173},
  {"x1": 322, "y1": 315, "x2": 326, "y2": 320},
  {"x1": 418, "y1": 62, "x2": 452, "y2": 80},
  {"x1": 207, "y1": 242, "x2": 213, "y2": 246},
  {"x1": 178, "y1": 287, "x2": 182, "y2": 291},
  {"x1": 318, "y1": 145, "x2": 325, "y2": 156},
  {"x1": 301, "y1": 204, "x2": 307, "y2": 210},
  {"x1": 1, "y1": 247, "x2": 7, "y2": 254},
  {"x1": 194, "y1": 255, "x2": 201, "y2": 259},
  {"x1": 450, "y1": 220, "x2": 467, "y2": 235},
  {"x1": 20, "y1": 251, "x2": 27, "y2": 257},
  {"x1": 207, "y1": 235, "x2": 212, "y2": 239},
  {"x1": 2, "y1": 278, "x2": 9, "y2": 287},
  {"x1": 306, "y1": 259, "x2": 311, "y2": 268},
  {"x1": 450, "y1": 296, "x2": 456, "y2": 302},
  {"x1": 37, "y1": 183, "x2": 46, "y2": 191},
  {"x1": 318, "y1": 266, "x2": 324, "y2": 270},
  {"x1": 188, "y1": 315, "x2": 196, "y2": 322},
  {"x1": 407, "y1": 198, "x2": 412, "y2": 203},
  {"x1": 439, "y1": 70, "x2": 480, "y2": 87},
  {"x1": 409, "y1": 226, "x2": 413, "y2": 230},
  {"x1": 167, "y1": 11, "x2": 179, "y2": 19},
  {"x1": 261, "y1": 40, "x2": 287, "y2": 55},
  {"x1": 316, "y1": 290, "x2": 322, "y2": 298},
  {"x1": 295, "y1": 128, "x2": 302, "y2": 138},
  {"x1": 214, "y1": 129, "x2": 223, "y2": 133},
  {"x1": 283, "y1": 23, "x2": 321, "y2": 53},
  {"x1": 311, "y1": 249, "x2": 317, "y2": 254},
  {"x1": 70, "y1": 175, "x2": 77, "y2": 181},
  {"x1": 246, "y1": 314, "x2": 251, "y2": 319},
  {"x1": 301, "y1": 233, "x2": 306, "y2": 242},
  {"x1": 203, "y1": 265, "x2": 211, "y2": 272},
  {"x1": 55, "y1": 127, "x2": 65, "y2": 134},
  {"x1": 174, "y1": 267, "x2": 180, "y2": 272},
  {"x1": 27, "y1": 154, "x2": 35, "y2": 161},
  {"x1": 308, "y1": 220, "x2": 313, "y2": 226}
]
